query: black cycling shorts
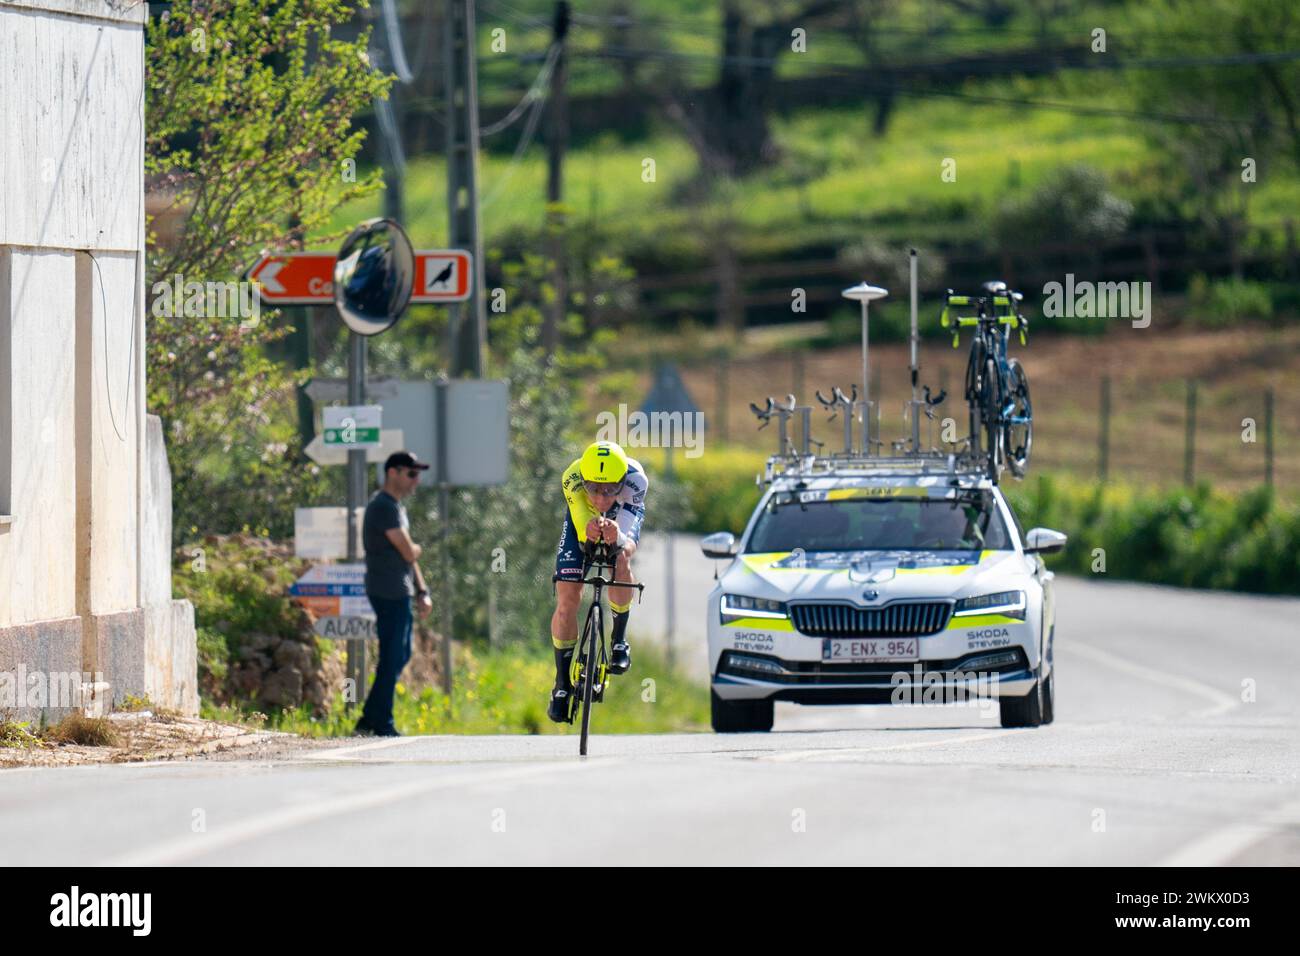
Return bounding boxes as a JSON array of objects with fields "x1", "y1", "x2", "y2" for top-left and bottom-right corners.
[{"x1": 554, "y1": 511, "x2": 586, "y2": 583}]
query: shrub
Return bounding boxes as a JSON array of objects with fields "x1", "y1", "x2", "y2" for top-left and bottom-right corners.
[{"x1": 1187, "y1": 275, "x2": 1274, "y2": 327}]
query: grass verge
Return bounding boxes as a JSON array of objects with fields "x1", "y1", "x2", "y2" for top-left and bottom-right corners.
[{"x1": 205, "y1": 641, "x2": 711, "y2": 738}]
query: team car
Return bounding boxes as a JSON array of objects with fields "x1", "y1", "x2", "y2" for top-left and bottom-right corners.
[{"x1": 701, "y1": 462, "x2": 1066, "y2": 733}]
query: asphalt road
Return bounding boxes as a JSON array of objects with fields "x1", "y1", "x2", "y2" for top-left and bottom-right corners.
[{"x1": 1, "y1": 541, "x2": 1296, "y2": 865}]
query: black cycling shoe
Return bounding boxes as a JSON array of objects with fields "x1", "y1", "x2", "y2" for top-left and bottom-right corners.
[
  {"x1": 548, "y1": 646, "x2": 575, "y2": 723},
  {"x1": 547, "y1": 687, "x2": 571, "y2": 723},
  {"x1": 609, "y1": 640, "x2": 631, "y2": 675}
]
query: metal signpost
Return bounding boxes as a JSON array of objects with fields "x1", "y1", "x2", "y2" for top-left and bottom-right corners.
[
  {"x1": 253, "y1": 223, "x2": 503, "y2": 709},
  {"x1": 330, "y1": 219, "x2": 415, "y2": 704},
  {"x1": 640, "y1": 363, "x2": 702, "y2": 670}
]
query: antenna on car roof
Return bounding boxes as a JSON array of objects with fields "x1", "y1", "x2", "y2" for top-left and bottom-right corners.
[{"x1": 841, "y1": 280, "x2": 888, "y2": 455}]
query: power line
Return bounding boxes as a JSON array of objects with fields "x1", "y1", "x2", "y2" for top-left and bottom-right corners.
[
  {"x1": 379, "y1": 0, "x2": 416, "y2": 84},
  {"x1": 481, "y1": 41, "x2": 560, "y2": 136},
  {"x1": 481, "y1": 0, "x2": 549, "y2": 29}
]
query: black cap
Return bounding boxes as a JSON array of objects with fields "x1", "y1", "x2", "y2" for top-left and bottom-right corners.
[{"x1": 384, "y1": 451, "x2": 431, "y2": 473}]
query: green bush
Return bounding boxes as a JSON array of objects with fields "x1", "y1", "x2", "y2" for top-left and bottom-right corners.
[
  {"x1": 672, "y1": 446, "x2": 768, "y2": 535},
  {"x1": 172, "y1": 534, "x2": 315, "y2": 702},
  {"x1": 1004, "y1": 475, "x2": 1300, "y2": 595},
  {"x1": 1187, "y1": 275, "x2": 1274, "y2": 327}
]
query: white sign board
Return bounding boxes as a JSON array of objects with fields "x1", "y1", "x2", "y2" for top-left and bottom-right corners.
[
  {"x1": 377, "y1": 381, "x2": 435, "y2": 467},
  {"x1": 313, "y1": 616, "x2": 378, "y2": 640},
  {"x1": 306, "y1": 428, "x2": 405, "y2": 467},
  {"x1": 294, "y1": 507, "x2": 366, "y2": 559},
  {"x1": 304, "y1": 377, "x2": 401, "y2": 403},
  {"x1": 441, "y1": 379, "x2": 509, "y2": 486},
  {"x1": 322, "y1": 404, "x2": 382, "y2": 448},
  {"x1": 290, "y1": 563, "x2": 367, "y2": 595}
]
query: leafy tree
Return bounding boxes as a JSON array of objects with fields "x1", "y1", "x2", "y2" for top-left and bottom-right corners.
[
  {"x1": 145, "y1": 0, "x2": 391, "y2": 537},
  {"x1": 1128, "y1": 0, "x2": 1300, "y2": 276}
]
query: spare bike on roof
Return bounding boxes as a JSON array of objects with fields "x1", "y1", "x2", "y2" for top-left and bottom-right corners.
[
  {"x1": 941, "y1": 280, "x2": 1033, "y2": 481},
  {"x1": 745, "y1": 250, "x2": 1033, "y2": 485}
]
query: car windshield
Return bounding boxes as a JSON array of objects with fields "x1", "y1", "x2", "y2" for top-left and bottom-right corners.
[{"x1": 746, "y1": 492, "x2": 1013, "y2": 553}]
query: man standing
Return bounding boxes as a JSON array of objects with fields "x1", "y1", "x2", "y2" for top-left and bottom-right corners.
[{"x1": 355, "y1": 451, "x2": 434, "y2": 736}]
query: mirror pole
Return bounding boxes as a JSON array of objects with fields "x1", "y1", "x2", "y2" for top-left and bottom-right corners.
[{"x1": 345, "y1": 330, "x2": 367, "y2": 703}]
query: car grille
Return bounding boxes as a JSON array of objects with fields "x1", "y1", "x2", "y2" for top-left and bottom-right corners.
[
  {"x1": 789, "y1": 601, "x2": 952, "y2": 638},
  {"x1": 718, "y1": 649, "x2": 1028, "y2": 685}
]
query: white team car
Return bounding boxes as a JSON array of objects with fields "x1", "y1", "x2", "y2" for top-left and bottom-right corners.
[{"x1": 702, "y1": 469, "x2": 1066, "y2": 733}]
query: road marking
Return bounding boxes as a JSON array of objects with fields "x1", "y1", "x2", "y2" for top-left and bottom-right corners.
[
  {"x1": 303, "y1": 736, "x2": 421, "y2": 761},
  {"x1": 759, "y1": 729, "x2": 1018, "y2": 762},
  {"x1": 1068, "y1": 642, "x2": 1238, "y2": 717},
  {"x1": 105, "y1": 760, "x2": 597, "y2": 866},
  {"x1": 1158, "y1": 798, "x2": 1300, "y2": 866}
]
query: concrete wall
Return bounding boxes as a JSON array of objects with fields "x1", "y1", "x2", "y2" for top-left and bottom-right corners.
[
  {"x1": 0, "y1": 0, "x2": 196, "y2": 719},
  {"x1": 0, "y1": 0, "x2": 146, "y2": 252},
  {"x1": 0, "y1": 249, "x2": 78, "y2": 628}
]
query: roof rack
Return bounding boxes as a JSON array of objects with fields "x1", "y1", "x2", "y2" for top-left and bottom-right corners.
[
  {"x1": 748, "y1": 250, "x2": 1012, "y2": 489},
  {"x1": 760, "y1": 448, "x2": 992, "y2": 486}
]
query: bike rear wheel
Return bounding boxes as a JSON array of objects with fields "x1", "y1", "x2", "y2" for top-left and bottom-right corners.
[
  {"x1": 1003, "y1": 359, "x2": 1032, "y2": 478},
  {"x1": 578, "y1": 601, "x2": 602, "y2": 756}
]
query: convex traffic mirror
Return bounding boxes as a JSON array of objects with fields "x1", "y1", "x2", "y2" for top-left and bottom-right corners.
[{"x1": 333, "y1": 217, "x2": 415, "y2": 335}]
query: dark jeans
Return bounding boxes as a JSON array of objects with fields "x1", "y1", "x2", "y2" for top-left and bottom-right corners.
[{"x1": 361, "y1": 594, "x2": 413, "y2": 734}]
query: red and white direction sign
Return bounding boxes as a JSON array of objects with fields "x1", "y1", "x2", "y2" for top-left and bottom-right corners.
[
  {"x1": 410, "y1": 251, "x2": 472, "y2": 302},
  {"x1": 248, "y1": 253, "x2": 336, "y2": 305},
  {"x1": 247, "y1": 250, "x2": 471, "y2": 305}
]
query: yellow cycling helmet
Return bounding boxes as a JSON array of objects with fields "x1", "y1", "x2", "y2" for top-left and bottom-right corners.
[{"x1": 579, "y1": 440, "x2": 629, "y2": 491}]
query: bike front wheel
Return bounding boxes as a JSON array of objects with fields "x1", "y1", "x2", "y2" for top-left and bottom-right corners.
[
  {"x1": 980, "y1": 356, "x2": 1003, "y2": 481},
  {"x1": 578, "y1": 601, "x2": 602, "y2": 756},
  {"x1": 1003, "y1": 359, "x2": 1032, "y2": 478}
]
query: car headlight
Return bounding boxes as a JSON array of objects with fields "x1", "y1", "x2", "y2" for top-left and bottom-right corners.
[
  {"x1": 721, "y1": 593, "x2": 789, "y2": 625},
  {"x1": 953, "y1": 590, "x2": 1026, "y2": 620}
]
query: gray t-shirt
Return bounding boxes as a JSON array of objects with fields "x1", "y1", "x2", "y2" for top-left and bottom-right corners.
[{"x1": 363, "y1": 490, "x2": 413, "y2": 599}]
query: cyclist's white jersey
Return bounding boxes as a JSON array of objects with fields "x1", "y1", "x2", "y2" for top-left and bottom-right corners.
[{"x1": 560, "y1": 455, "x2": 648, "y2": 544}]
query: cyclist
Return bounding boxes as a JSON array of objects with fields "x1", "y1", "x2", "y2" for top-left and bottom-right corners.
[{"x1": 548, "y1": 440, "x2": 648, "y2": 723}]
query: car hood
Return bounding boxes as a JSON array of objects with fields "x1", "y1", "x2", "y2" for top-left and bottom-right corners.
[{"x1": 722, "y1": 549, "x2": 1027, "y2": 603}]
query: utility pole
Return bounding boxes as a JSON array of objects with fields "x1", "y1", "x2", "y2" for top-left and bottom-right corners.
[
  {"x1": 443, "y1": 0, "x2": 486, "y2": 377},
  {"x1": 542, "y1": 1, "x2": 570, "y2": 355}
]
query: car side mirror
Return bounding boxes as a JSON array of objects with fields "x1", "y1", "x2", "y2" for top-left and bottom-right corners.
[
  {"x1": 1024, "y1": 527, "x2": 1067, "y2": 555},
  {"x1": 701, "y1": 532, "x2": 738, "y2": 559}
]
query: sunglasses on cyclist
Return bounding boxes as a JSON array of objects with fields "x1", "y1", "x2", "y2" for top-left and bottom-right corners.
[{"x1": 583, "y1": 479, "x2": 624, "y2": 497}]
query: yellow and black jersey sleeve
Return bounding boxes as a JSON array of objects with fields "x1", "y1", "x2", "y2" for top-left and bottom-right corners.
[{"x1": 560, "y1": 457, "x2": 600, "y2": 543}]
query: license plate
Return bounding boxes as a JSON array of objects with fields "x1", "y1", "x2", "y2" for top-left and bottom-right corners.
[{"x1": 821, "y1": 637, "x2": 919, "y2": 662}]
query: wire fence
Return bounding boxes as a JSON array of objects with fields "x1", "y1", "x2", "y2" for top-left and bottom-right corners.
[{"x1": 666, "y1": 340, "x2": 1297, "y2": 493}]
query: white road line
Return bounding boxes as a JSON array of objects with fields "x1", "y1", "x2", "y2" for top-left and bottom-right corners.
[
  {"x1": 303, "y1": 736, "x2": 422, "y2": 761},
  {"x1": 759, "y1": 729, "x2": 1019, "y2": 762},
  {"x1": 1158, "y1": 798, "x2": 1300, "y2": 866},
  {"x1": 106, "y1": 760, "x2": 597, "y2": 866},
  {"x1": 1068, "y1": 642, "x2": 1239, "y2": 717}
]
